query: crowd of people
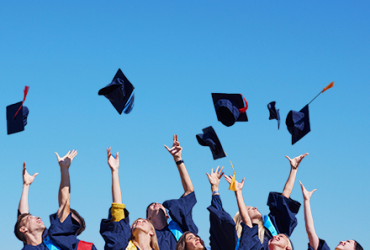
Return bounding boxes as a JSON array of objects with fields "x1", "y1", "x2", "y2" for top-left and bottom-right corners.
[{"x1": 15, "y1": 135, "x2": 363, "y2": 250}]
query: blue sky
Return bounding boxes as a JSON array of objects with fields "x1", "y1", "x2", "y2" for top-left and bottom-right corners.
[{"x1": 1, "y1": 1, "x2": 369, "y2": 249}]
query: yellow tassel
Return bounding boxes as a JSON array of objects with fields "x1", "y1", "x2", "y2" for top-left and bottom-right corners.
[{"x1": 228, "y1": 161, "x2": 237, "y2": 191}]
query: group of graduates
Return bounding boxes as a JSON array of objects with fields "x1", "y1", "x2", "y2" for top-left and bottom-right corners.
[{"x1": 15, "y1": 135, "x2": 363, "y2": 250}]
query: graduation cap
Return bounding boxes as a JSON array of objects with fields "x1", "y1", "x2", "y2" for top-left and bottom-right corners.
[
  {"x1": 196, "y1": 126, "x2": 226, "y2": 160},
  {"x1": 267, "y1": 101, "x2": 280, "y2": 129},
  {"x1": 211, "y1": 93, "x2": 248, "y2": 127},
  {"x1": 286, "y1": 82, "x2": 334, "y2": 145},
  {"x1": 7, "y1": 86, "x2": 30, "y2": 135},
  {"x1": 98, "y1": 69, "x2": 135, "y2": 115}
]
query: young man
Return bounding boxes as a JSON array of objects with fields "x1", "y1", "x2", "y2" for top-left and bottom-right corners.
[
  {"x1": 48, "y1": 150, "x2": 97, "y2": 250},
  {"x1": 146, "y1": 135, "x2": 198, "y2": 250},
  {"x1": 300, "y1": 182, "x2": 363, "y2": 250}
]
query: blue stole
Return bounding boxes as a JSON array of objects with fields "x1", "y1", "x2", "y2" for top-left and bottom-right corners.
[
  {"x1": 43, "y1": 235, "x2": 61, "y2": 250},
  {"x1": 168, "y1": 220, "x2": 183, "y2": 241},
  {"x1": 235, "y1": 238, "x2": 240, "y2": 250},
  {"x1": 263, "y1": 215, "x2": 278, "y2": 236}
]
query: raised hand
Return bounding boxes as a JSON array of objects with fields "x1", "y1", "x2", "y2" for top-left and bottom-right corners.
[
  {"x1": 164, "y1": 134, "x2": 182, "y2": 161},
  {"x1": 107, "y1": 147, "x2": 119, "y2": 172},
  {"x1": 285, "y1": 153, "x2": 309, "y2": 170},
  {"x1": 224, "y1": 175, "x2": 245, "y2": 192},
  {"x1": 206, "y1": 166, "x2": 224, "y2": 190},
  {"x1": 23, "y1": 162, "x2": 38, "y2": 186},
  {"x1": 300, "y1": 181, "x2": 316, "y2": 201},
  {"x1": 55, "y1": 150, "x2": 77, "y2": 169}
]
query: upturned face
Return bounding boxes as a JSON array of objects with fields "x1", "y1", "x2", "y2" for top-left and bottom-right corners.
[
  {"x1": 20, "y1": 215, "x2": 45, "y2": 234},
  {"x1": 268, "y1": 234, "x2": 291, "y2": 250},
  {"x1": 246, "y1": 206, "x2": 262, "y2": 221},
  {"x1": 335, "y1": 240, "x2": 356, "y2": 250},
  {"x1": 147, "y1": 202, "x2": 168, "y2": 220},
  {"x1": 185, "y1": 233, "x2": 205, "y2": 250},
  {"x1": 131, "y1": 219, "x2": 153, "y2": 235}
]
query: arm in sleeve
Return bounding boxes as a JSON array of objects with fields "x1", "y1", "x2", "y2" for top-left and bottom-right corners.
[
  {"x1": 207, "y1": 195, "x2": 237, "y2": 250},
  {"x1": 308, "y1": 239, "x2": 331, "y2": 250},
  {"x1": 267, "y1": 192, "x2": 301, "y2": 236},
  {"x1": 48, "y1": 212, "x2": 80, "y2": 250},
  {"x1": 163, "y1": 191, "x2": 198, "y2": 234}
]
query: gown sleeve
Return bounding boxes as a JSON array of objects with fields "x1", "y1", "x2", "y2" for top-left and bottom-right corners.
[
  {"x1": 267, "y1": 192, "x2": 301, "y2": 236},
  {"x1": 308, "y1": 238, "x2": 331, "y2": 250},
  {"x1": 163, "y1": 191, "x2": 198, "y2": 234},
  {"x1": 48, "y1": 212, "x2": 80, "y2": 250},
  {"x1": 207, "y1": 195, "x2": 237, "y2": 250},
  {"x1": 100, "y1": 205, "x2": 131, "y2": 250}
]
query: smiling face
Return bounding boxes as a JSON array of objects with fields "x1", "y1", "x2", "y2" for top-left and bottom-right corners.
[
  {"x1": 146, "y1": 202, "x2": 168, "y2": 221},
  {"x1": 268, "y1": 234, "x2": 292, "y2": 250},
  {"x1": 335, "y1": 240, "x2": 356, "y2": 250},
  {"x1": 184, "y1": 233, "x2": 205, "y2": 250},
  {"x1": 19, "y1": 214, "x2": 46, "y2": 235},
  {"x1": 131, "y1": 218, "x2": 153, "y2": 235},
  {"x1": 246, "y1": 206, "x2": 262, "y2": 222}
]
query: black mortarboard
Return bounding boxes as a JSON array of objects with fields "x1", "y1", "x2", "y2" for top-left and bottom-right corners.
[
  {"x1": 98, "y1": 69, "x2": 135, "y2": 114},
  {"x1": 7, "y1": 102, "x2": 29, "y2": 135},
  {"x1": 196, "y1": 126, "x2": 226, "y2": 160},
  {"x1": 267, "y1": 101, "x2": 280, "y2": 129},
  {"x1": 211, "y1": 93, "x2": 248, "y2": 127},
  {"x1": 286, "y1": 105, "x2": 310, "y2": 145}
]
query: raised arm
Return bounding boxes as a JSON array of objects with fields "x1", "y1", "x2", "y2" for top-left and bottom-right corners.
[
  {"x1": 224, "y1": 175, "x2": 252, "y2": 228},
  {"x1": 206, "y1": 166, "x2": 224, "y2": 196},
  {"x1": 282, "y1": 153, "x2": 308, "y2": 198},
  {"x1": 18, "y1": 162, "x2": 38, "y2": 214},
  {"x1": 55, "y1": 150, "x2": 77, "y2": 222},
  {"x1": 107, "y1": 147, "x2": 121, "y2": 204},
  {"x1": 300, "y1": 182, "x2": 319, "y2": 250},
  {"x1": 164, "y1": 135, "x2": 194, "y2": 196}
]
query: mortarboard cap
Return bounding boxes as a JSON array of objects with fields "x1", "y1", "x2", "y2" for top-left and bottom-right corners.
[
  {"x1": 267, "y1": 101, "x2": 280, "y2": 129},
  {"x1": 99, "y1": 69, "x2": 135, "y2": 114},
  {"x1": 7, "y1": 102, "x2": 29, "y2": 135},
  {"x1": 286, "y1": 105, "x2": 310, "y2": 145},
  {"x1": 196, "y1": 126, "x2": 226, "y2": 160},
  {"x1": 211, "y1": 93, "x2": 248, "y2": 127}
]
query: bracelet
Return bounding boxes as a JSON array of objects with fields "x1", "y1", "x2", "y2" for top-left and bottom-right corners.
[
  {"x1": 176, "y1": 159, "x2": 184, "y2": 165},
  {"x1": 212, "y1": 190, "x2": 219, "y2": 195}
]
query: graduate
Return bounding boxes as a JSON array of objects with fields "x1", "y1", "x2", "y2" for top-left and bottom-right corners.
[
  {"x1": 14, "y1": 160, "x2": 77, "y2": 250},
  {"x1": 47, "y1": 150, "x2": 97, "y2": 250},
  {"x1": 146, "y1": 135, "x2": 198, "y2": 250},
  {"x1": 224, "y1": 153, "x2": 308, "y2": 250},
  {"x1": 300, "y1": 182, "x2": 363, "y2": 250},
  {"x1": 100, "y1": 147, "x2": 160, "y2": 250},
  {"x1": 175, "y1": 166, "x2": 238, "y2": 250}
]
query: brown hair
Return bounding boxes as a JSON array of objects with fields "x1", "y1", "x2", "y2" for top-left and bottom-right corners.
[
  {"x1": 130, "y1": 218, "x2": 159, "y2": 250},
  {"x1": 14, "y1": 213, "x2": 31, "y2": 243},
  {"x1": 70, "y1": 208, "x2": 85, "y2": 236},
  {"x1": 175, "y1": 231, "x2": 205, "y2": 250}
]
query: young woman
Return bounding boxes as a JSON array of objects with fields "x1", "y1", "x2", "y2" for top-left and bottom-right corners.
[
  {"x1": 100, "y1": 147, "x2": 160, "y2": 250},
  {"x1": 300, "y1": 182, "x2": 363, "y2": 250},
  {"x1": 175, "y1": 166, "x2": 238, "y2": 250},
  {"x1": 224, "y1": 153, "x2": 308, "y2": 250}
]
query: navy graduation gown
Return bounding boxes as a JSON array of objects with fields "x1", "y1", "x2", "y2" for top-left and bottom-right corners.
[
  {"x1": 207, "y1": 195, "x2": 238, "y2": 250},
  {"x1": 48, "y1": 212, "x2": 97, "y2": 250},
  {"x1": 100, "y1": 208, "x2": 131, "y2": 250},
  {"x1": 238, "y1": 192, "x2": 301, "y2": 250},
  {"x1": 308, "y1": 239, "x2": 330, "y2": 250},
  {"x1": 159, "y1": 191, "x2": 198, "y2": 250}
]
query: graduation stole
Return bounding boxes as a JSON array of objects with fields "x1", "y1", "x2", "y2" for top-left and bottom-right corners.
[
  {"x1": 168, "y1": 220, "x2": 183, "y2": 241},
  {"x1": 43, "y1": 235, "x2": 61, "y2": 250},
  {"x1": 126, "y1": 240, "x2": 138, "y2": 250},
  {"x1": 263, "y1": 215, "x2": 278, "y2": 236},
  {"x1": 77, "y1": 240, "x2": 93, "y2": 250}
]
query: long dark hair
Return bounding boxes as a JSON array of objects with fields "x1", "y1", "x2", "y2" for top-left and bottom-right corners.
[{"x1": 175, "y1": 231, "x2": 205, "y2": 250}]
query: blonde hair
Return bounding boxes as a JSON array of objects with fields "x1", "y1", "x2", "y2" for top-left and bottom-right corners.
[
  {"x1": 130, "y1": 218, "x2": 159, "y2": 250},
  {"x1": 233, "y1": 211, "x2": 265, "y2": 244}
]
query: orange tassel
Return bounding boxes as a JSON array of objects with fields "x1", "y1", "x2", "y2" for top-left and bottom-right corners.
[{"x1": 322, "y1": 81, "x2": 334, "y2": 93}]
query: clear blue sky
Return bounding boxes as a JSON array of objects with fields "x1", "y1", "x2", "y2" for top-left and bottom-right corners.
[{"x1": 1, "y1": 1, "x2": 369, "y2": 249}]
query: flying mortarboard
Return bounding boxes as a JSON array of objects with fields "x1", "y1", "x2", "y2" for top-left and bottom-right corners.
[
  {"x1": 286, "y1": 81, "x2": 334, "y2": 145},
  {"x1": 211, "y1": 93, "x2": 248, "y2": 127},
  {"x1": 98, "y1": 69, "x2": 135, "y2": 115},
  {"x1": 196, "y1": 126, "x2": 226, "y2": 160},
  {"x1": 7, "y1": 86, "x2": 30, "y2": 135},
  {"x1": 267, "y1": 101, "x2": 280, "y2": 129}
]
